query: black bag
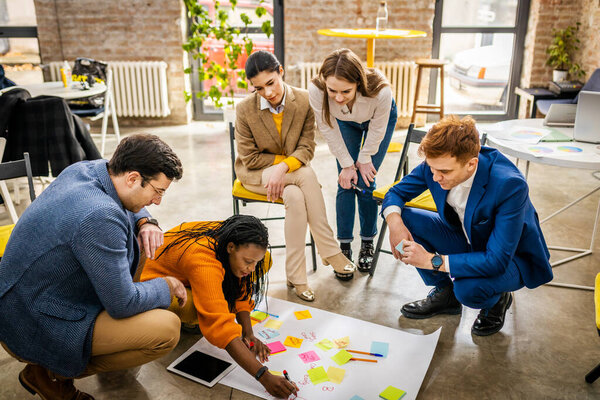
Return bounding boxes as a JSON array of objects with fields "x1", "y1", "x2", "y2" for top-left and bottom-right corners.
[{"x1": 69, "y1": 58, "x2": 108, "y2": 109}]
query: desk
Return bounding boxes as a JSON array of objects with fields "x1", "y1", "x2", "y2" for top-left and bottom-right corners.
[
  {"x1": 514, "y1": 87, "x2": 578, "y2": 118},
  {"x1": 0, "y1": 81, "x2": 106, "y2": 100},
  {"x1": 317, "y1": 28, "x2": 427, "y2": 67},
  {"x1": 487, "y1": 118, "x2": 599, "y2": 291}
]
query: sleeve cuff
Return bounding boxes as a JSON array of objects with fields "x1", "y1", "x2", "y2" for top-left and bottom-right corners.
[
  {"x1": 383, "y1": 205, "x2": 402, "y2": 219},
  {"x1": 445, "y1": 255, "x2": 451, "y2": 277},
  {"x1": 283, "y1": 156, "x2": 302, "y2": 172},
  {"x1": 357, "y1": 153, "x2": 372, "y2": 165},
  {"x1": 273, "y1": 155, "x2": 286, "y2": 165}
]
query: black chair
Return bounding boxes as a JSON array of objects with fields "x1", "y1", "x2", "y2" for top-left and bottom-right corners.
[
  {"x1": 228, "y1": 123, "x2": 317, "y2": 271},
  {"x1": 537, "y1": 68, "x2": 600, "y2": 115}
]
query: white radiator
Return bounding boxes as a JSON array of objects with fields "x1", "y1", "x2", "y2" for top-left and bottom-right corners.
[
  {"x1": 297, "y1": 61, "x2": 417, "y2": 118},
  {"x1": 46, "y1": 61, "x2": 170, "y2": 118}
]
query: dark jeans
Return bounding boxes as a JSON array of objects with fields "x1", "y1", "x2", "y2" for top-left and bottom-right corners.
[{"x1": 336, "y1": 99, "x2": 397, "y2": 242}]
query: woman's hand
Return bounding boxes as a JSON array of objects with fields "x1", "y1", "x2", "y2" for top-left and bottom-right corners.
[
  {"x1": 338, "y1": 166, "x2": 358, "y2": 189},
  {"x1": 244, "y1": 334, "x2": 271, "y2": 363},
  {"x1": 259, "y1": 372, "x2": 299, "y2": 399},
  {"x1": 355, "y1": 161, "x2": 377, "y2": 187},
  {"x1": 264, "y1": 162, "x2": 288, "y2": 202}
]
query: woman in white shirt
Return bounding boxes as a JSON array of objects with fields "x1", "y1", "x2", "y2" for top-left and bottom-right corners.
[{"x1": 309, "y1": 48, "x2": 397, "y2": 274}]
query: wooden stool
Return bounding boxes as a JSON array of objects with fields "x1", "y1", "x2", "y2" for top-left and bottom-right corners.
[{"x1": 411, "y1": 58, "x2": 448, "y2": 124}]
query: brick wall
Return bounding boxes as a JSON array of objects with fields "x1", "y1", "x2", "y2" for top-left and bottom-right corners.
[{"x1": 33, "y1": 0, "x2": 190, "y2": 125}]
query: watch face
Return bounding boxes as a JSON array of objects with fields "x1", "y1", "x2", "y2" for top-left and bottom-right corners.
[{"x1": 432, "y1": 255, "x2": 443, "y2": 268}]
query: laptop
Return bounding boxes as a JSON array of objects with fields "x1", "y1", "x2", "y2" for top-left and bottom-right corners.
[
  {"x1": 574, "y1": 91, "x2": 600, "y2": 143},
  {"x1": 543, "y1": 103, "x2": 577, "y2": 127}
]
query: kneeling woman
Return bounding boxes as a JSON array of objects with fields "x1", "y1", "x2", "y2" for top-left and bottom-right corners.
[
  {"x1": 141, "y1": 215, "x2": 297, "y2": 399},
  {"x1": 235, "y1": 51, "x2": 356, "y2": 302}
]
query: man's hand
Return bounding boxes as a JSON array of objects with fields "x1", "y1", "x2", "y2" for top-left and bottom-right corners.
[
  {"x1": 338, "y1": 166, "x2": 358, "y2": 189},
  {"x1": 138, "y1": 223, "x2": 163, "y2": 260},
  {"x1": 386, "y1": 213, "x2": 413, "y2": 259},
  {"x1": 400, "y1": 240, "x2": 436, "y2": 270},
  {"x1": 163, "y1": 276, "x2": 187, "y2": 307},
  {"x1": 355, "y1": 160, "x2": 377, "y2": 187},
  {"x1": 264, "y1": 162, "x2": 288, "y2": 202}
]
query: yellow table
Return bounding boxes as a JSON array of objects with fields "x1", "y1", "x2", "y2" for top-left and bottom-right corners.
[{"x1": 317, "y1": 28, "x2": 427, "y2": 67}]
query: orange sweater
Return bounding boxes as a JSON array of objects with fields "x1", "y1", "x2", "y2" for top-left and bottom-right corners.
[{"x1": 140, "y1": 222, "x2": 254, "y2": 349}]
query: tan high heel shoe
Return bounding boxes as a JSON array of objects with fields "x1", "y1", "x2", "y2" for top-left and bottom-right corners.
[
  {"x1": 323, "y1": 252, "x2": 356, "y2": 281},
  {"x1": 287, "y1": 281, "x2": 315, "y2": 302}
]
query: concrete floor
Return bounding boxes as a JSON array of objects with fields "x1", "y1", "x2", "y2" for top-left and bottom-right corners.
[{"x1": 1, "y1": 121, "x2": 599, "y2": 399}]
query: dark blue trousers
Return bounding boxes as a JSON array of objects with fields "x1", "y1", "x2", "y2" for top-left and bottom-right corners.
[{"x1": 402, "y1": 206, "x2": 524, "y2": 310}]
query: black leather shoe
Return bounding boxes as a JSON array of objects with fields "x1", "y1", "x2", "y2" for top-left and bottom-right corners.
[
  {"x1": 471, "y1": 292, "x2": 513, "y2": 336},
  {"x1": 357, "y1": 242, "x2": 374, "y2": 272},
  {"x1": 341, "y1": 247, "x2": 352, "y2": 263},
  {"x1": 401, "y1": 284, "x2": 462, "y2": 319}
]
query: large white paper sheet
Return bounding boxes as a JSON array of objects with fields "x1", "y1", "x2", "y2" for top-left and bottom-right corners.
[{"x1": 188, "y1": 297, "x2": 440, "y2": 400}]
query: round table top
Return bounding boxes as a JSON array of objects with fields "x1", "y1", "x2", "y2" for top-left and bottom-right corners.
[
  {"x1": 1, "y1": 81, "x2": 106, "y2": 100},
  {"x1": 486, "y1": 118, "x2": 600, "y2": 170},
  {"x1": 317, "y1": 28, "x2": 427, "y2": 39}
]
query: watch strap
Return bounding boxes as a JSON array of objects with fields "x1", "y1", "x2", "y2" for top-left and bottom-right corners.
[{"x1": 254, "y1": 365, "x2": 268, "y2": 381}]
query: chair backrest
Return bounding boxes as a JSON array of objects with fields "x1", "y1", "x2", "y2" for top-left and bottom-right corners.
[
  {"x1": 393, "y1": 124, "x2": 488, "y2": 182},
  {"x1": 0, "y1": 152, "x2": 36, "y2": 202},
  {"x1": 574, "y1": 68, "x2": 600, "y2": 103},
  {"x1": 229, "y1": 122, "x2": 237, "y2": 184}
]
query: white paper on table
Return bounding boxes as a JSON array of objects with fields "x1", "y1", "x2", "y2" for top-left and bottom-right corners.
[
  {"x1": 189, "y1": 297, "x2": 441, "y2": 400},
  {"x1": 490, "y1": 125, "x2": 552, "y2": 144}
]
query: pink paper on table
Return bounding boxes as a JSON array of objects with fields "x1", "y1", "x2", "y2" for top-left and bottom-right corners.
[
  {"x1": 266, "y1": 341, "x2": 286, "y2": 354},
  {"x1": 298, "y1": 350, "x2": 320, "y2": 363}
]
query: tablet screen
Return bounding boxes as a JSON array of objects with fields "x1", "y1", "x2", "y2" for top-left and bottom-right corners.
[{"x1": 171, "y1": 350, "x2": 233, "y2": 383}]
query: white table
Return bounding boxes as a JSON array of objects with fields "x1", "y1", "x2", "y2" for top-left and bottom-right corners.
[
  {"x1": 487, "y1": 118, "x2": 599, "y2": 291},
  {"x1": 0, "y1": 81, "x2": 106, "y2": 100}
]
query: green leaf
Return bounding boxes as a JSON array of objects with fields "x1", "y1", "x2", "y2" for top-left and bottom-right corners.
[
  {"x1": 261, "y1": 20, "x2": 273, "y2": 38},
  {"x1": 255, "y1": 6, "x2": 266, "y2": 18}
]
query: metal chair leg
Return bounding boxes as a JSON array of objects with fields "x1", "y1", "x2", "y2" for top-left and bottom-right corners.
[
  {"x1": 309, "y1": 233, "x2": 317, "y2": 272},
  {"x1": 586, "y1": 361, "x2": 600, "y2": 383},
  {"x1": 370, "y1": 219, "x2": 388, "y2": 277}
]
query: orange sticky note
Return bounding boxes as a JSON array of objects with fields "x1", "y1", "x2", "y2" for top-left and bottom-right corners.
[
  {"x1": 333, "y1": 336, "x2": 350, "y2": 348},
  {"x1": 294, "y1": 310, "x2": 312, "y2": 320},
  {"x1": 283, "y1": 336, "x2": 303, "y2": 348}
]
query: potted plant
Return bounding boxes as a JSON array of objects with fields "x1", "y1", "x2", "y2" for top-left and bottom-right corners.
[
  {"x1": 545, "y1": 22, "x2": 585, "y2": 82},
  {"x1": 182, "y1": 0, "x2": 273, "y2": 121}
]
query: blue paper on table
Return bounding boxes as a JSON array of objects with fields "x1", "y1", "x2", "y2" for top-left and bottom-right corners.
[
  {"x1": 395, "y1": 240, "x2": 405, "y2": 255},
  {"x1": 350, "y1": 396, "x2": 365, "y2": 400},
  {"x1": 371, "y1": 341, "x2": 389, "y2": 358}
]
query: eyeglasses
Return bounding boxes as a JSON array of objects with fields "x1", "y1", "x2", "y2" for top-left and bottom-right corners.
[{"x1": 143, "y1": 179, "x2": 166, "y2": 198}]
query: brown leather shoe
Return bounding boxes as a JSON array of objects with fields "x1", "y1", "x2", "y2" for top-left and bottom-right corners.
[{"x1": 19, "y1": 364, "x2": 95, "y2": 400}]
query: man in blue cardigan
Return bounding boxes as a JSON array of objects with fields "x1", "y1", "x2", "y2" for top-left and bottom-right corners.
[
  {"x1": 0, "y1": 134, "x2": 187, "y2": 399},
  {"x1": 382, "y1": 116, "x2": 552, "y2": 336}
]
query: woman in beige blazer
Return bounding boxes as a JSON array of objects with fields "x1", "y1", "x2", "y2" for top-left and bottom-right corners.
[{"x1": 235, "y1": 51, "x2": 356, "y2": 302}]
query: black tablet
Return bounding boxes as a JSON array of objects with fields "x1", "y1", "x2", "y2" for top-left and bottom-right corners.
[{"x1": 167, "y1": 349, "x2": 236, "y2": 387}]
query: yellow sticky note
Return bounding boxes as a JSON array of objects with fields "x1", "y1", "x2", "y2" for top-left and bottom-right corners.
[
  {"x1": 316, "y1": 339, "x2": 334, "y2": 351},
  {"x1": 250, "y1": 310, "x2": 268, "y2": 321},
  {"x1": 270, "y1": 370, "x2": 283, "y2": 376},
  {"x1": 331, "y1": 349, "x2": 352, "y2": 366},
  {"x1": 294, "y1": 310, "x2": 312, "y2": 320},
  {"x1": 284, "y1": 336, "x2": 303, "y2": 348},
  {"x1": 250, "y1": 319, "x2": 259, "y2": 326},
  {"x1": 307, "y1": 366, "x2": 328, "y2": 385},
  {"x1": 327, "y1": 366, "x2": 346, "y2": 384},
  {"x1": 264, "y1": 319, "x2": 283, "y2": 329},
  {"x1": 333, "y1": 336, "x2": 350, "y2": 348}
]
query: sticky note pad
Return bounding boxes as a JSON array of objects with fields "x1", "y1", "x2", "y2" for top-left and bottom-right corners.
[
  {"x1": 250, "y1": 319, "x2": 259, "y2": 326},
  {"x1": 371, "y1": 341, "x2": 389, "y2": 358},
  {"x1": 284, "y1": 336, "x2": 303, "y2": 348},
  {"x1": 315, "y1": 338, "x2": 334, "y2": 351},
  {"x1": 250, "y1": 310, "x2": 268, "y2": 321},
  {"x1": 270, "y1": 370, "x2": 283, "y2": 376},
  {"x1": 395, "y1": 240, "x2": 405, "y2": 255},
  {"x1": 326, "y1": 366, "x2": 345, "y2": 384},
  {"x1": 294, "y1": 310, "x2": 312, "y2": 320},
  {"x1": 266, "y1": 341, "x2": 286, "y2": 354},
  {"x1": 350, "y1": 396, "x2": 365, "y2": 400},
  {"x1": 333, "y1": 336, "x2": 350, "y2": 348},
  {"x1": 298, "y1": 350, "x2": 320, "y2": 363},
  {"x1": 264, "y1": 319, "x2": 283, "y2": 329},
  {"x1": 379, "y1": 385, "x2": 406, "y2": 400},
  {"x1": 331, "y1": 349, "x2": 352, "y2": 366},
  {"x1": 257, "y1": 328, "x2": 280, "y2": 340},
  {"x1": 307, "y1": 366, "x2": 328, "y2": 385}
]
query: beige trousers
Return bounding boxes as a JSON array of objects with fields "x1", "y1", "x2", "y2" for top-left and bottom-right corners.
[{"x1": 244, "y1": 165, "x2": 341, "y2": 285}]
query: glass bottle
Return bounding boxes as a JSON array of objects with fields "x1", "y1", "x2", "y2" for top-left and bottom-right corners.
[{"x1": 376, "y1": 1, "x2": 388, "y2": 32}]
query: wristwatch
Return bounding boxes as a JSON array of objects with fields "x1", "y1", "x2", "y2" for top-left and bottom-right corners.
[
  {"x1": 137, "y1": 217, "x2": 161, "y2": 231},
  {"x1": 431, "y1": 252, "x2": 443, "y2": 273},
  {"x1": 254, "y1": 365, "x2": 268, "y2": 381}
]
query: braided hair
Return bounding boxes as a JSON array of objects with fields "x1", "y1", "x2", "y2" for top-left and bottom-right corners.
[{"x1": 157, "y1": 215, "x2": 269, "y2": 311}]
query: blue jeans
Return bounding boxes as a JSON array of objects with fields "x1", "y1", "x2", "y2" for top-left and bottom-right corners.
[
  {"x1": 402, "y1": 206, "x2": 525, "y2": 310},
  {"x1": 336, "y1": 99, "x2": 397, "y2": 242}
]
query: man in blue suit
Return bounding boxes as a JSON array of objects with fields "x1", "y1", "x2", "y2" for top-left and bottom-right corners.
[
  {"x1": 0, "y1": 134, "x2": 187, "y2": 399},
  {"x1": 382, "y1": 116, "x2": 552, "y2": 336}
]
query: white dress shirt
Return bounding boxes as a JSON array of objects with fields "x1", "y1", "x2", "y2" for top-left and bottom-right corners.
[{"x1": 260, "y1": 86, "x2": 286, "y2": 114}]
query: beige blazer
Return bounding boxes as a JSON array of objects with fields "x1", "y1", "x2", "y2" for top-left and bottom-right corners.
[{"x1": 234, "y1": 84, "x2": 316, "y2": 185}]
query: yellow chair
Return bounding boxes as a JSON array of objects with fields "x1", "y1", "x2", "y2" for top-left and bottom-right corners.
[
  {"x1": 586, "y1": 272, "x2": 600, "y2": 383},
  {"x1": 228, "y1": 123, "x2": 317, "y2": 271}
]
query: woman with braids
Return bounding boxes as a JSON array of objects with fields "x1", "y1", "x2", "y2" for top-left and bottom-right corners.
[
  {"x1": 236, "y1": 50, "x2": 356, "y2": 300},
  {"x1": 309, "y1": 48, "x2": 398, "y2": 273},
  {"x1": 140, "y1": 215, "x2": 298, "y2": 398}
]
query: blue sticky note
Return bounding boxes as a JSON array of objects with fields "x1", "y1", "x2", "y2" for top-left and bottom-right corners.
[
  {"x1": 370, "y1": 341, "x2": 389, "y2": 358},
  {"x1": 350, "y1": 396, "x2": 365, "y2": 400},
  {"x1": 395, "y1": 240, "x2": 405, "y2": 255}
]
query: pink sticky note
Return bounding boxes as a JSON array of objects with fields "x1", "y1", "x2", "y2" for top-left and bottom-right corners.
[
  {"x1": 298, "y1": 350, "x2": 320, "y2": 363},
  {"x1": 266, "y1": 341, "x2": 286, "y2": 354}
]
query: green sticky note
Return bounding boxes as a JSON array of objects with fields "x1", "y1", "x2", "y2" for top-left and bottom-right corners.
[
  {"x1": 315, "y1": 338, "x2": 334, "y2": 351},
  {"x1": 250, "y1": 310, "x2": 268, "y2": 321},
  {"x1": 331, "y1": 349, "x2": 352, "y2": 366},
  {"x1": 307, "y1": 366, "x2": 328, "y2": 385},
  {"x1": 379, "y1": 385, "x2": 406, "y2": 400}
]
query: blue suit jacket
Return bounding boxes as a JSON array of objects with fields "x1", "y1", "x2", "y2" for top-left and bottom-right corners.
[
  {"x1": 0, "y1": 160, "x2": 172, "y2": 377},
  {"x1": 382, "y1": 147, "x2": 552, "y2": 288}
]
